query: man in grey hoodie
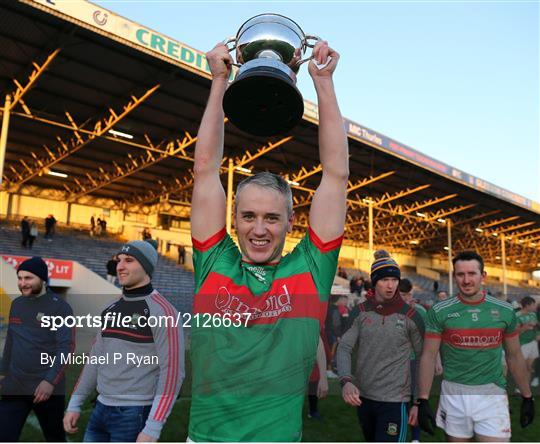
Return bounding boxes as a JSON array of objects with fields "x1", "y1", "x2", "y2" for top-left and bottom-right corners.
[
  {"x1": 337, "y1": 250, "x2": 424, "y2": 442},
  {"x1": 63, "y1": 240, "x2": 184, "y2": 442}
]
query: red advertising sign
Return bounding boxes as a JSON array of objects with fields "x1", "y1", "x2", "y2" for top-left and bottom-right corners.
[{"x1": 2, "y1": 255, "x2": 73, "y2": 283}]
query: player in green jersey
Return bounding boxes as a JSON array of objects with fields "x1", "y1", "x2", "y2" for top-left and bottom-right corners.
[
  {"x1": 516, "y1": 296, "x2": 539, "y2": 385},
  {"x1": 417, "y1": 251, "x2": 535, "y2": 442},
  {"x1": 188, "y1": 40, "x2": 348, "y2": 442}
]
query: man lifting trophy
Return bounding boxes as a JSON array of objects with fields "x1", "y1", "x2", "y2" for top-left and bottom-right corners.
[
  {"x1": 223, "y1": 13, "x2": 320, "y2": 136},
  {"x1": 188, "y1": 14, "x2": 348, "y2": 442}
]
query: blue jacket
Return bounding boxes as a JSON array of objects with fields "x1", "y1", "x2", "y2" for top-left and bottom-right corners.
[{"x1": 0, "y1": 288, "x2": 74, "y2": 396}]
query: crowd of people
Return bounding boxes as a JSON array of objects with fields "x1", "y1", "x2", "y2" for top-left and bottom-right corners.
[
  {"x1": 1, "y1": 40, "x2": 538, "y2": 443},
  {"x1": 19, "y1": 215, "x2": 57, "y2": 249},
  {"x1": 90, "y1": 216, "x2": 107, "y2": 237}
]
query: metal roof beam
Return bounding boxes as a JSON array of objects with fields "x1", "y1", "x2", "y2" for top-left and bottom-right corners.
[
  {"x1": 10, "y1": 109, "x2": 197, "y2": 162},
  {"x1": 4, "y1": 84, "x2": 160, "y2": 190},
  {"x1": 374, "y1": 184, "x2": 431, "y2": 207},
  {"x1": 491, "y1": 222, "x2": 535, "y2": 235},
  {"x1": 451, "y1": 210, "x2": 502, "y2": 227},
  {"x1": 289, "y1": 164, "x2": 323, "y2": 184},
  {"x1": 510, "y1": 227, "x2": 540, "y2": 239},
  {"x1": 233, "y1": 136, "x2": 293, "y2": 168},
  {"x1": 399, "y1": 193, "x2": 457, "y2": 215},
  {"x1": 67, "y1": 130, "x2": 199, "y2": 201},
  {"x1": 425, "y1": 204, "x2": 476, "y2": 222},
  {"x1": 478, "y1": 216, "x2": 520, "y2": 229},
  {"x1": 126, "y1": 136, "x2": 292, "y2": 205},
  {"x1": 346, "y1": 171, "x2": 396, "y2": 193},
  {"x1": 8, "y1": 48, "x2": 60, "y2": 111}
]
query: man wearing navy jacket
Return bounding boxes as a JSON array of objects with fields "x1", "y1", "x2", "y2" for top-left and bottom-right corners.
[{"x1": 0, "y1": 256, "x2": 74, "y2": 441}]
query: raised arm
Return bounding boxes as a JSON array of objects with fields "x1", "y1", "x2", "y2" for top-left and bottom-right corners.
[
  {"x1": 191, "y1": 43, "x2": 232, "y2": 241},
  {"x1": 308, "y1": 42, "x2": 349, "y2": 242}
]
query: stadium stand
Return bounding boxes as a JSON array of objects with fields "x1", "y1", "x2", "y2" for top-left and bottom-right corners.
[{"x1": 0, "y1": 221, "x2": 194, "y2": 314}]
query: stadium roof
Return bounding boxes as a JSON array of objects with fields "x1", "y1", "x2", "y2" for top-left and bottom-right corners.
[{"x1": 1, "y1": 0, "x2": 539, "y2": 271}]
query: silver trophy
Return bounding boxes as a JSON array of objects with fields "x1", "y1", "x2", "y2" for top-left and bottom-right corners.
[{"x1": 223, "y1": 14, "x2": 319, "y2": 137}]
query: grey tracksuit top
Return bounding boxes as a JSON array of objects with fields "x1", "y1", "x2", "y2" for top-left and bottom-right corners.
[
  {"x1": 67, "y1": 286, "x2": 184, "y2": 439},
  {"x1": 336, "y1": 297, "x2": 424, "y2": 403}
]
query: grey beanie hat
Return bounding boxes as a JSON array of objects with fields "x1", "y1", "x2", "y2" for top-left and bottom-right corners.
[{"x1": 118, "y1": 240, "x2": 158, "y2": 277}]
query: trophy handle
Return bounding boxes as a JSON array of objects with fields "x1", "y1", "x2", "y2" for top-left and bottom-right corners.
[
  {"x1": 303, "y1": 35, "x2": 321, "y2": 48},
  {"x1": 295, "y1": 35, "x2": 321, "y2": 68},
  {"x1": 222, "y1": 37, "x2": 242, "y2": 67},
  {"x1": 223, "y1": 37, "x2": 237, "y2": 52}
]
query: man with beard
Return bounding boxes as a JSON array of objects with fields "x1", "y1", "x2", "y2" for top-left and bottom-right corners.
[
  {"x1": 188, "y1": 40, "x2": 348, "y2": 441},
  {"x1": 417, "y1": 251, "x2": 535, "y2": 442},
  {"x1": 0, "y1": 256, "x2": 74, "y2": 441}
]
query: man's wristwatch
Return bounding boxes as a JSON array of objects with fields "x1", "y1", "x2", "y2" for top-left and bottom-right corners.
[{"x1": 339, "y1": 376, "x2": 353, "y2": 388}]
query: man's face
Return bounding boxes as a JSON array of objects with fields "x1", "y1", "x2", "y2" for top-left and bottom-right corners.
[
  {"x1": 337, "y1": 296, "x2": 348, "y2": 306},
  {"x1": 437, "y1": 291, "x2": 448, "y2": 301},
  {"x1": 525, "y1": 301, "x2": 537, "y2": 313},
  {"x1": 17, "y1": 270, "x2": 43, "y2": 296},
  {"x1": 375, "y1": 277, "x2": 399, "y2": 301},
  {"x1": 116, "y1": 254, "x2": 148, "y2": 289},
  {"x1": 453, "y1": 260, "x2": 485, "y2": 298},
  {"x1": 235, "y1": 184, "x2": 293, "y2": 264},
  {"x1": 401, "y1": 291, "x2": 414, "y2": 305}
]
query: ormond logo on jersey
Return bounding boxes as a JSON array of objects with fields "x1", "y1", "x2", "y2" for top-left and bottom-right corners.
[
  {"x1": 215, "y1": 284, "x2": 292, "y2": 319},
  {"x1": 444, "y1": 328, "x2": 503, "y2": 348}
]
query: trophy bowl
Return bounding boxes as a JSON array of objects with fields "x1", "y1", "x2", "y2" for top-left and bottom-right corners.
[{"x1": 222, "y1": 13, "x2": 319, "y2": 137}]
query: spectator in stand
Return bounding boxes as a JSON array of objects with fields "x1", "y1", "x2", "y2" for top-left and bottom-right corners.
[
  {"x1": 96, "y1": 218, "x2": 102, "y2": 236},
  {"x1": 177, "y1": 244, "x2": 186, "y2": 265},
  {"x1": 363, "y1": 280, "x2": 372, "y2": 292},
  {"x1": 436, "y1": 290, "x2": 448, "y2": 301},
  {"x1": 20, "y1": 216, "x2": 30, "y2": 248},
  {"x1": 307, "y1": 337, "x2": 329, "y2": 421},
  {"x1": 0, "y1": 257, "x2": 74, "y2": 441},
  {"x1": 350, "y1": 277, "x2": 360, "y2": 295},
  {"x1": 105, "y1": 254, "x2": 118, "y2": 284},
  {"x1": 90, "y1": 215, "x2": 96, "y2": 236},
  {"x1": 44, "y1": 215, "x2": 56, "y2": 241},
  {"x1": 28, "y1": 220, "x2": 38, "y2": 249},
  {"x1": 100, "y1": 219, "x2": 107, "y2": 235},
  {"x1": 338, "y1": 294, "x2": 351, "y2": 330},
  {"x1": 338, "y1": 266, "x2": 348, "y2": 279}
]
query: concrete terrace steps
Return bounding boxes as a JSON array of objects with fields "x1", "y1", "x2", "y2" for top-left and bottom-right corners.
[{"x1": 0, "y1": 224, "x2": 194, "y2": 313}]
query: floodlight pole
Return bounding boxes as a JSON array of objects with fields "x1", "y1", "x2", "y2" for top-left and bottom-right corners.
[
  {"x1": 447, "y1": 219, "x2": 453, "y2": 296},
  {"x1": 226, "y1": 158, "x2": 234, "y2": 234},
  {"x1": 501, "y1": 233, "x2": 507, "y2": 298},
  {"x1": 0, "y1": 95, "x2": 11, "y2": 185},
  {"x1": 368, "y1": 199, "x2": 374, "y2": 260}
]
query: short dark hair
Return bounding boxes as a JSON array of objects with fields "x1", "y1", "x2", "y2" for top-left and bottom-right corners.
[
  {"x1": 399, "y1": 278, "x2": 413, "y2": 293},
  {"x1": 521, "y1": 296, "x2": 536, "y2": 307},
  {"x1": 452, "y1": 251, "x2": 484, "y2": 273}
]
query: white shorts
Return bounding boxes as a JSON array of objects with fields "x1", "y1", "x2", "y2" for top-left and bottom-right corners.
[
  {"x1": 521, "y1": 341, "x2": 539, "y2": 361},
  {"x1": 436, "y1": 380, "x2": 511, "y2": 439}
]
